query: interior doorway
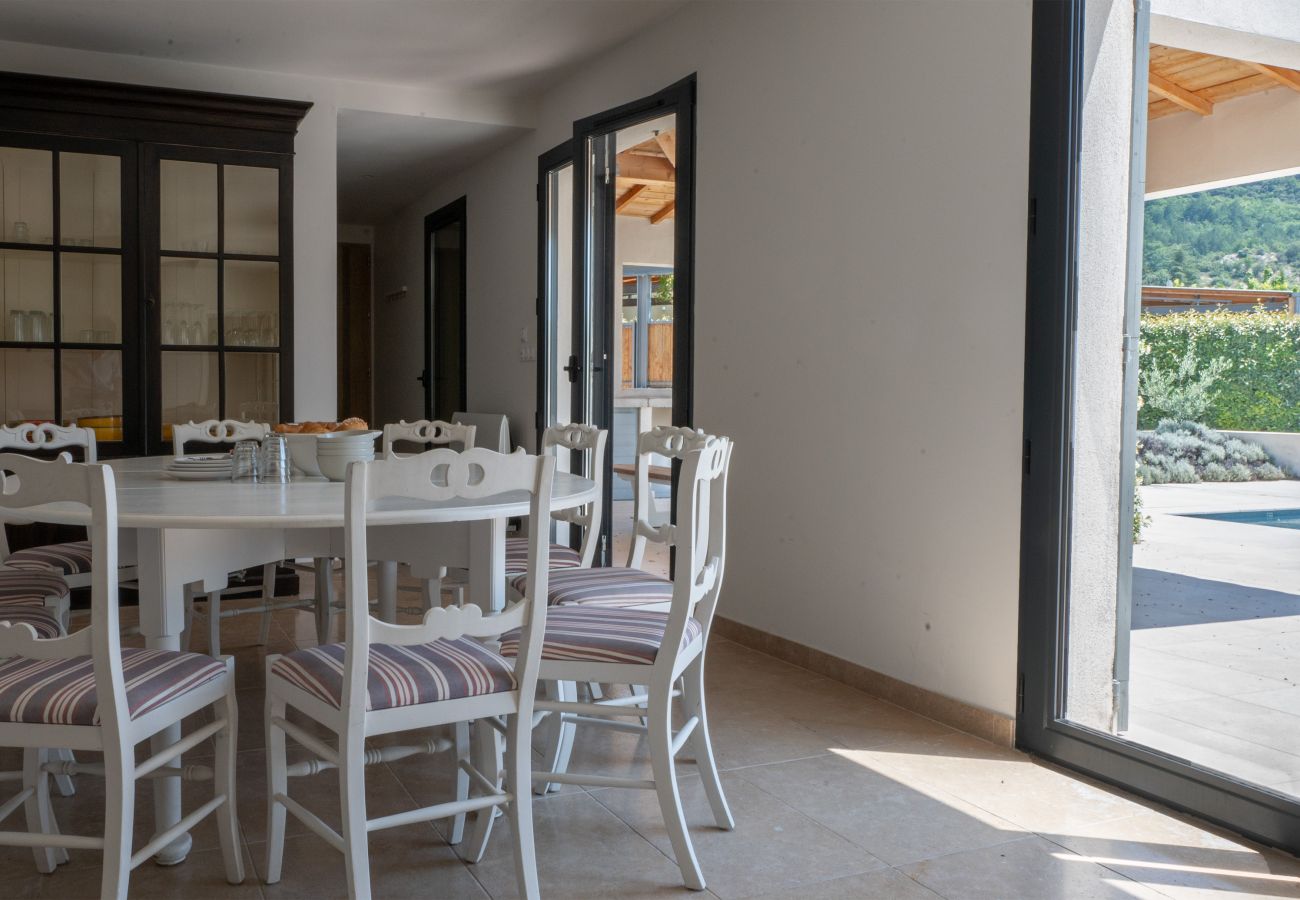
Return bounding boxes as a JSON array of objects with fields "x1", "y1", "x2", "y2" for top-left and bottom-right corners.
[
  {"x1": 336, "y1": 241, "x2": 373, "y2": 423},
  {"x1": 423, "y1": 196, "x2": 467, "y2": 421}
]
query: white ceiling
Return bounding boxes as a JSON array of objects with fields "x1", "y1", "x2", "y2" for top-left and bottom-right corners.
[
  {"x1": 337, "y1": 109, "x2": 527, "y2": 223},
  {"x1": 0, "y1": 1, "x2": 686, "y2": 95}
]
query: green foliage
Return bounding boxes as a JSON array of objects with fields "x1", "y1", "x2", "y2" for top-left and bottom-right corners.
[
  {"x1": 1132, "y1": 469, "x2": 1148, "y2": 544},
  {"x1": 652, "y1": 274, "x2": 674, "y2": 305},
  {"x1": 1139, "y1": 309, "x2": 1300, "y2": 432},
  {"x1": 1136, "y1": 420, "x2": 1289, "y2": 485},
  {"x1": 1144, "y1": 176, "x2": 1300, "y2": 288}
]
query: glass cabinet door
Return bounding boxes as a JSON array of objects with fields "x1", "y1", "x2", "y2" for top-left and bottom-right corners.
[
  {"x1": 0, "y1": 138, "x2": 132, "y2": 450},
  {"x1": 153, "y1": 150, "x2": 288, "y2": 444}
]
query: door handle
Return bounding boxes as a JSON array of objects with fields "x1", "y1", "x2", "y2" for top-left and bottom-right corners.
[
  {"x1": 563, "y1": 355, "x2": 581, "y2": 383},
  {"x1": 416, "y1": 369, "x2": 430, "y2": 387}
]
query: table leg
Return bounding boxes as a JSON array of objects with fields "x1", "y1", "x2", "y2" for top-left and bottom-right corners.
[
  {"x1": 376, "y1": 560, "x2": 398, "y2": 623},
  {"x1": 468, "y1": 519, "x2": 506, "y2": 612},
  {"x1": 135, "y1": 529, "x2": 192, "y2": 866}
]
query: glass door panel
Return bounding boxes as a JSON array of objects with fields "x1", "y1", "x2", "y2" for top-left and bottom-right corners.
[
  {"x1": 161, "y1": 351, "x2": 219, "y2": 430},
  {"x1": 0, "y1": 147, "x2": 53, "y2": 244},
  {"x1": 159, "y1": 160, "x2": 218, "y2": 253},
  {"x1": 59, "y1": 153, "x2": 121, "y2": 248},
  {"x1": 224, "y1": 165, "x2": 278, "y2": 255},
  {"x1": 0, "y1": 349, "x2": 53, "y2": 423},
  {"x1": 160, "y1": 258, "x2": 218, "y2": 346},
  {"x1": 61, "y1": 254, "x2": 121, "y2": 342},
  {"x1": 226, "y1": 352, "x2": 279, "y2": 424},
  {"x1": 224, "y1": 260, "x2": 279, "y2": 347},
  {"x1": 0, "y1": 250, "x2": 53, "y2": 342},
  {"x1": 62, "y1": 349, "x2": 122, "y2": 427}
]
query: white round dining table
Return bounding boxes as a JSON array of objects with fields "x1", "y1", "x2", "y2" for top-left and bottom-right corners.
[{"x1": 6, "y1": 455, "x2": 598, "y2": 866}]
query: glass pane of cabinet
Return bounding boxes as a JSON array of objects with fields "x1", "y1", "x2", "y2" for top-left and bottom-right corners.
[
  {"x1": 161, "y1": 258, "x2": 217, "y2": 346},
  {"x1": 225, "y1": 260, "x2": 278, "y2": 346},
  {"x1": 224, "y1": 165, "x2": 278, "y2": 255},
  {"x1": 226, "y1": 352, "x2": 279, "y2": 423},
  {"x1": 59, "y1": 153, "x2": 121, "y2": 248},
  {"x1": 61, "y1": 254, "x2": 121, "y2": 343},
  {"x1": 160, "y1": 160, "x2": 217, "y2": 253},
  {"x1": 161, "y1": 351, "x2": 219, "y2": 431},
  {"x1": 0, "y1": 148, "x2": 53, "y2": 245},
  {"x1": 0, "y1": 349, "x2": 53, "y2": 424},
  {"x1": 62, "y1": 349, "x2": 122, "y2": 428},
  {"x1": 0, "y1": 250, "x2": 53, "y2": 342}
]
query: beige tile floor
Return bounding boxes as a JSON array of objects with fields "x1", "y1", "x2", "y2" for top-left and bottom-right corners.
[{"x1": 0, "y1": 572, "x2": 1298, "y2": 899}]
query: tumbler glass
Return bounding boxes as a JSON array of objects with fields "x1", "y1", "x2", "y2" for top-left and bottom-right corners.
[
  {"x1": 259, "y1": 433, "x2": 290, "y2": 484},
  {"x1": 231, "y1": 440, "x2": 259, "y2": 483}
]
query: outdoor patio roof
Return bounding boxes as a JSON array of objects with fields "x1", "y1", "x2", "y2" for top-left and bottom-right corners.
[
  {"x1": 1149, "y1": 43, "x2": 1300, "y2": 120},
  {"x1": 616, "y1": 129, "x2": 676, "y2": 222}
]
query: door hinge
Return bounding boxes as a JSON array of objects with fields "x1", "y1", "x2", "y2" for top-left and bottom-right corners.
[
  {"x1": 1022, "y1": 438, "x2": 1032, "y2": 475},
  {"x1": 1016, "y1": 671, "x2": 1026, "y2": 716},
  {"x1": 1028, "y1": 196, "x2": 1037, "y2": 236},
  {"x1": 536, "y1": 182, "x2": 542, "y2": 202}
]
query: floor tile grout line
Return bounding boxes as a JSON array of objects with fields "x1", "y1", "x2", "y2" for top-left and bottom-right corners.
[{"x1": 1031, "y1": 830, "x2": 1182, "y2": 900}]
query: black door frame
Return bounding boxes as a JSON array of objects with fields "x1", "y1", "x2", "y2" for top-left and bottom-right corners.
[
  {"x1": 566, "y1": 75, "x2": 697, "y2": 565},
  {"x1": 423, "y1": 196, "x2": 467, "y2": 420},
  {"x1": 1018, "y1": 0, "x2": 1300, "y2": 853},
  {"x1": 536, "y1": 140, "x2": 574, "y2": 450}
]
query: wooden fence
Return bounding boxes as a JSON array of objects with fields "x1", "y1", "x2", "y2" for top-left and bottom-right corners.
[
  {"x1": 621, "y1": 322, "x2": 673, "y2": 387},
  {"x1": 1141, "y1": 285, "x2": 1297, "y2": 314}
]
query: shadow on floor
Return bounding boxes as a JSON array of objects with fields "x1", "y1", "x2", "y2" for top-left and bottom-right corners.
[{"x1": 1133, "y1": 567, "x2": 1300, "y2": 629}]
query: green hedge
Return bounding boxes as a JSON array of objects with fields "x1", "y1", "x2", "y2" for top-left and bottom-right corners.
[{"x1": 1140, "y1": 309, "x2": 1300, "y2": 431}]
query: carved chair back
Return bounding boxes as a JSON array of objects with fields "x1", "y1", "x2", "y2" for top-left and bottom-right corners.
[
  {"x1": 0, "y1": 454, "x2": 124, "y2": 736},
  {"x1": 542, "y1": 424, "x2": 607, "y2": 567},
  {"x1": 341, "y1": 447, "x2": 554, "y2": 718},
  {"x1": 0, "y1": 423, "x2": 96, "y2": 462},
  {"x1": 382, "y1": 420, "x2": 476, "y2": 457},
  {"x1": 172, "y1": 419, "x2": 269, "y2": 455}
]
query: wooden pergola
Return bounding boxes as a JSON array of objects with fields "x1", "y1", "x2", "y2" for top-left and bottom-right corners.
[
  {"x1": 1149, "y1": 44, "x2": 1300, "y2": 119},
  {"x1": 615, "y1": 129, "x2": 676, "y2": 223}
]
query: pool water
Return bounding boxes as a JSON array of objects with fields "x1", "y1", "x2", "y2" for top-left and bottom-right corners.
[{"x1": 1182, "y1": 508, "x2": 1300, "y2": 530}]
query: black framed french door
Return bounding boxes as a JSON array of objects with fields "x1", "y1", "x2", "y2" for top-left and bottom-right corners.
[
  {"x1": 562, "y1": 75, "x2": 696, "y2": 566},
  {"x1": 1019, "y1": 0, "x2": 1300, "y2": 854},
  {"x1": 423, "y1": 196, "x2": 467, "y2": 421}
]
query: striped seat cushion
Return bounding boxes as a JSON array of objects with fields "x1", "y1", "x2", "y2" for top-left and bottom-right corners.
[
  {"x1": 0, "y1": 606, "x2": 62, "y2": 640},
  {"x1": 510, "y1": 566, "x2": 673, "y2": 608},
  {"x1": 502, "y1": 537, "x2": 583, "y2": 576},
  {"x1": 270, "y1": 638, "x2": 517, "y2": 711},
  {"x1": 499, "y1": 607, "x2": 703, "y2": 665},
  {"x1": 0, "y1": 648, "x2": 226, "y2": 726},
  {"x1": 0, "y1": 570, "x2": 69, "y2": 606},
  {"x1": 6, "y1": 540, "x2": 93, "y2": 576}
]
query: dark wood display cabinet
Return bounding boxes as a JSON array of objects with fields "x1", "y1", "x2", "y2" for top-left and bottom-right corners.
[{"x1": 0, "y1": 73, "x2": 310, "y2": 456}]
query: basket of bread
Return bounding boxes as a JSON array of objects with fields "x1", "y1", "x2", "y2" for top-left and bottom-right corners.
[{"x1": 275, "y1": 419, "x2": 380, "y2": 480}]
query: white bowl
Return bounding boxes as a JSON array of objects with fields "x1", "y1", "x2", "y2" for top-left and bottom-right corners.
[
  {"x1": 318, "y1": 453, "x2": 373, "y2": 481},
  {"x1": 283, "y1": 433, "x2": 322, "y2": 477}
]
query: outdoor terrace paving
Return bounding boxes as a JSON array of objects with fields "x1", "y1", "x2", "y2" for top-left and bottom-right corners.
[{"x1": 1131, "y1": 480, "x2": 1300, "y2": 797}]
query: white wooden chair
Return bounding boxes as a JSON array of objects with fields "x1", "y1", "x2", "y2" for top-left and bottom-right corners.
[
  {"x1": 507, "y1": 423, "x2": 607, "y2": 575},
  {"x1": 374, "y1": 419, "x2": 477, "y2": 613},
  {"x1": 470, "y1": 427, "x2": 735, "y2": 891},
  {"x1": 264, "y1": 447, "x2": 553, "y2": 900},
  {"x1": 173, "y1": 419, "x2": 314, "y2": 656},
  {"x1": 0, "y1": 424, "x2": 109, "y2": 591},
  {"x1": 0, "y1": 453, "x2": 243, "y2": 898}
]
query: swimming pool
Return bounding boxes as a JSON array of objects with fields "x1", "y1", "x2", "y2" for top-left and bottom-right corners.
[{"x1": 1182, "y1": 508, "x2": 1300, "y2": 530}]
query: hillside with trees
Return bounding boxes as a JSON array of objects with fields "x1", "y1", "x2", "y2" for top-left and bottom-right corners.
[{"x1": 1144, "y1": 175, "x2": 1300, "y2": 289}]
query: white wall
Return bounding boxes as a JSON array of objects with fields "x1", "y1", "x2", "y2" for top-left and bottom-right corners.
[
  {"x1": 0, "y1": 39, "x2": 531, "y2": 421},
  {"x1": 374, "y1": 0, "x2": 1033, "y2": 716}
]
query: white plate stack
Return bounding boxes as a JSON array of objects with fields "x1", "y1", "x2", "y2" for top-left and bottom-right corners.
[
  {"x1": 315, "y1": 431, "x2": 379, "y2": 481},
  {"x1": 164, "y1": 454, "x2": 234, "y2": 481}
]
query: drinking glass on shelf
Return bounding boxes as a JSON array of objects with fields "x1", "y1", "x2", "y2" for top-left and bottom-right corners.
[
  {"x1": 231, "y1": 440, "x2": 259, "y2": 483},
  {"x1": 12, "y1": 222, "x2": 28, "y2": 243},
  {"x1": 187, "y1": 305, "x2": 204, "y2": 345},
  {"x1": 8, "y1": 311, "x2": 25, "y2": 342},
  {"x1": 26, "y1": 311, "x2": 47, "y2": 343},
  {"x1": 163, "y1": 317, "x2": 177, "y2": 345}
]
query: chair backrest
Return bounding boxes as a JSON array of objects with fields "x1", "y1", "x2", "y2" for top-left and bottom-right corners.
[
  {"x1": 0, "y1": 455, "x2": 124, "y2": 731},
  {"x1": 542, "y1": 424, "x2": 607, "y2": 567},
  {"x1": 172, "y1": 419, "x2": 269, "y2": 455},
  {"x1": 382, "y1": 419, "x2": 476, "y2": 457},
  {"x1": 651, "y1": 431, "x2": 733, "y2": 672},
  {"x1": 341, "y1": 447, "x2": 555, "y2": 718},
  {"x1": 452, "y1": 411, "x2": 510, "y2": 452},
  {"x1": 0, "y1": 423, "x2": 97, "y2": 462},
  {"x1": 627, "y1": 425, "x2": 714, "y2": 569}
]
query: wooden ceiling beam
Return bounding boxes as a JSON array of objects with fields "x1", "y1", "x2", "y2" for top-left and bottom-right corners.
[
  {"x1": 654, "y1": 130, "x2": 677, "y2": 167},
  {"x1": 650, "y1": 200, "x2": 675, "y2": 225},
  {"x1": 616, "y1": 153, "x2": 675, "y2": 185},
  {"x1": 1149, "y1": 72, "x2": 1213, "y2": 115},
  {"x1": 1248, "y1": 61, "x2": 1300, "y2": 92},
  {"x1": 615, "y1": 183, "x2": 647, "y2": 213}
]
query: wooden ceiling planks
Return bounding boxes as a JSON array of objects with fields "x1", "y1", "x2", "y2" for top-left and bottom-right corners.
[
  {"x1": 615, "y1": 131, "x2": 676, "y2": 222},
  {"x1": 1148, "y1": 43, "x2": 1300, "y2": 120}
]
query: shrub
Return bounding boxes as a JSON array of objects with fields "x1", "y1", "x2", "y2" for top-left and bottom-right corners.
[
  {"x1": 1136, "y1": 419, "x2": 1290, "y2": 484},
  {"x1": 1140, "y1": 309, "x2": 1300, "y2": 431}
]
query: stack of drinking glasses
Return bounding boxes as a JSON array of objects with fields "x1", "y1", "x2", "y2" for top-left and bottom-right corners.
[{"x1": 230, "y1": 435, "x2": 292, "y2": 484}]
